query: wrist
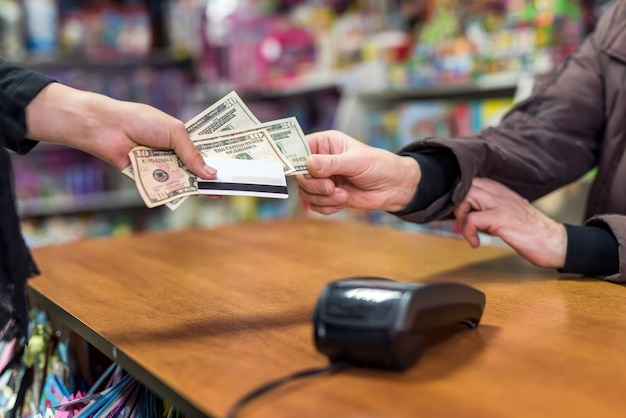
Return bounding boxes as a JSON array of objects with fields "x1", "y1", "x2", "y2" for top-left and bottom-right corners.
[
  {"x1": 545, "y1": 222, "x2": 567, "y2": 269},
  {"x1": 385, "y1": 156, "x2": 421, "y2": 212}
]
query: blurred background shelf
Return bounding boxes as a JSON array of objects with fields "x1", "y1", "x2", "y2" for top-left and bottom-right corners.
[
  {"x1": 15, "y1": 51, "x2": 193, "y2": 71},
  {"x1": 2, "y1": 0, "x2": 610, "y2": 246},
  {"x1": 18, "y1": 188, "x2": 142, "y2": 217}
]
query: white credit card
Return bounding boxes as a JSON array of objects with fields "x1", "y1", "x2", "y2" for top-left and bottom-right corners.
[{"x1": 198, "y1": 157, "x2": 288, "y2": 199}]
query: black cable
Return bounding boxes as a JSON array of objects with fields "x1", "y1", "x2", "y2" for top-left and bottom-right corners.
[{"x1": 224, "y1": 362, "x2": 351, "y2": 418}]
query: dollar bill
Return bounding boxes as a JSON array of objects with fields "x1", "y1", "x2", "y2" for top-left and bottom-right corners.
[
  {"x1": 128, "y1": 147, "x2": 197, "y2": 208},
  {"x1": 122, "y1": 91, "x2": 261, "y2": 210},
  {"x1": 129, "y1": 129, "x2": 294, "y2": 208},
  {"x1": 185, "y1": 90, "x2": 261, "y2": 137},
  {"x1": 192, "y1": 117, "x2": 310, "y2": 174},
  {"x1": 194, "y1": 128, "x2": 296, "y2": 174},
  {"x1": 121, "y1": 160, "x2": 187, "y2": 210}
]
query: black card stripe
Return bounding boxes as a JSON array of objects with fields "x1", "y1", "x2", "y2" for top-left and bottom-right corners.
[{"x1": 198, "y1": 182, "x2": 288, "y2": 194}]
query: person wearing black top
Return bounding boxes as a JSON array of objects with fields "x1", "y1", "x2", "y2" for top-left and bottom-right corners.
[{"x1": 0, "y1": 58, "x2": 217, "y2": 342}]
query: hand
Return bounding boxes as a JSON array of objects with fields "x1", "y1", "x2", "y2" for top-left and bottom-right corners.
[
  {"x1": 296, "y1": 130, "x2": 421, "y2": 215},
  {"x1": 454, "y1": 177, "x2": 567, "y2": 269},
  {"x1": 25, "y1": 82, "x2": 216, "y2": 179}
]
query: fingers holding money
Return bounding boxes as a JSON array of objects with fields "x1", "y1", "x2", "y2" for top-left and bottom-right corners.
[{"x1": 168, "y1": 121, "x2": 217, "y2": 180}]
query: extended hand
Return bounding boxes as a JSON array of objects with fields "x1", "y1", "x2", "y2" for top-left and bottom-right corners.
[
  {"x1": 26, "y1": 83, "x2": 216, "y2": 179},
  {"x1": 454, "y1": 177, "x2": 567, "y2": 269},
  {"x1": 296, "y1": 130, "x2": 421, "y2": 215}
]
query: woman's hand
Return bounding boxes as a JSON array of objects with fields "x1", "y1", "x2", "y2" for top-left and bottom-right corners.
[{"x1": 25, "y1": 82, "x2": 216, "y2": 179}]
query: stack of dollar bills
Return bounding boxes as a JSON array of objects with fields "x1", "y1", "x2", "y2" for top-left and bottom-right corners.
[{"x1": 122, "y1": 91, "x2": 311, "y2": 210}]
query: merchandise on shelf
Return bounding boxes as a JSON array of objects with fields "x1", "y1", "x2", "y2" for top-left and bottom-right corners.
[
  {"x1": 198, "y1": 0, "x2": 592, "y2": 93},
  {"x1": 385, "y1": 0, "x2": 585, "y2": 89},
  {"x1": 23, "y1": 0, "x2": 59, "y2": 56},
  {"x1": 199, "y1": 0, "x2": 392, "y2": 91},
  {"x1": 391, "y1": 97, "x2": 513, "y2": 147},
  {"x1": 165, "y1": 0, "x2": 205, "y2": 58},
  {"x1": 0, "y1": 0, "x2": 25, "y2": 60},
  {"x1": 57, "y1": 0, "x2": 153, "y2": 59},
  {"x1": 41, "y1": 63, "x2": 193, "y2": 117},
  {"x1": 0, "y1": 309, "x2": 182, "y2": 417},
  {"x1": 13, "y1": 148, "x2": 114, "y2": 206}
]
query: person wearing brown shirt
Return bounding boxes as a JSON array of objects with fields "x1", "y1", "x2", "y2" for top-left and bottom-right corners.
[{"x1": 298, "y1": 2, "x2": 626, "y2": 282}]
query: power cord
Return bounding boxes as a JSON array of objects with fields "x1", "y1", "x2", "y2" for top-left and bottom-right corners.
[{"x1": 224, "y1": 361, "x2": 351, "y2": 418}]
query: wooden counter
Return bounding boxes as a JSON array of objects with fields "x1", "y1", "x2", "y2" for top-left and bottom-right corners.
[{"x1": 28, "y1": 219, "x2": 626, "y2": 418}]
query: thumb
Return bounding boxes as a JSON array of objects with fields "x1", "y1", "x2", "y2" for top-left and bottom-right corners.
[
  {"x1": 307, "y1": 153, "x2": 359, "y2": 178},
  {"x1": 171, "y1": 135, "x2": 217, "y2": 179}
]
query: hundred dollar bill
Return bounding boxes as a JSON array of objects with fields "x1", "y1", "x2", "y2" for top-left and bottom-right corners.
[
  {"x1": 185, "y1": 90, "x2": 261, "y2": 137},
  {"x1": 128, "y1": 147, "x2": 197, "y2": 208},
  {"x1": 192, "y1": 117, "x2": 310, "y2": 174}
]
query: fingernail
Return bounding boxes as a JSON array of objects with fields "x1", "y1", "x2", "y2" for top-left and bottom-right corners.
[
  {"x1": 204, "y1": 164, "x2": 217, "y2": 176},
  {"x1": 333, "y1": 189, "x2": 347, "y2": 203}
]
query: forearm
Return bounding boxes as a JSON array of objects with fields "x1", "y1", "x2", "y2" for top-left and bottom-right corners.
[
  {"x1": 25, "y1": 82, "x2": 111, "y2": 149},
  {"x1": 396, "y1": 13, "x2": 607, "y2": 213}
]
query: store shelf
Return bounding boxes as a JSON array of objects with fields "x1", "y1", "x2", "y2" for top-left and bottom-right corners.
[
  {"x1": 351, "y1": 80, "x2": 518, "y2": 101},
  {"x1": 18, "y1": 188, "x2": 143, "y2": 217},
  {"x1": 334, "y1": 73, "x2": 524, "y2": 140},
  {"x1": 16, "y1": 51, "x2": 193, "y2": 71},
  {"x1": 194, "y1": 70, "x2": 343, "y2": 103},
  {"x1": 347, "y1": 71, "x2": 531, "y2": 99}
]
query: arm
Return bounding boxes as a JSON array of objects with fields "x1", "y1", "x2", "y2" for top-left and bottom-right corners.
[
  {"x1": 397, "y1": 3, "x2": 614, "y2": 224},
  {"x1": 1, "y1": 58, "x2": 215, "y2": 179},
  {"x1": 25, "y1": 82, "x2": 215, "y2": 178}
]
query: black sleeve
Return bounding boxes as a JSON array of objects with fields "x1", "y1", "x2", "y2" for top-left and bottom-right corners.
[
  {"x1": 559, "y1": 223, "x2": 619, "y2": 277},
  {"x1": 0, "y1": 58, "x2": 54, "y2": 154},
  {"x1": 389, "y1": 149, "x2": 460, "y2": 216},
  {"x1": 388, "y1": 150, "x2": 619, "y2": 277}
]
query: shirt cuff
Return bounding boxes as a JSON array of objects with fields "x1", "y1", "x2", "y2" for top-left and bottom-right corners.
[
  {"x1": 559, "y1": 223, "x2": 619, "y2": 277},
  {"x1": 389, "y1": 150, "x2": 460, "y2": 216}
]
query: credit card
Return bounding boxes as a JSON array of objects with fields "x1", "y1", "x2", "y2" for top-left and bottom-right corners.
[{"x1": 198, "y1": 157, "x2": 288, "y2": 199}]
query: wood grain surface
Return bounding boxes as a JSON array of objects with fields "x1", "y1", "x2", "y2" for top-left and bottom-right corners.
[{"x1": 28, "y1": 219, "x2": 626, "y2": 418}]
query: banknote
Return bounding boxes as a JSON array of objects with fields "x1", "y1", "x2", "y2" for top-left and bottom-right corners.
[
  {"x1": 192, "y1": 116, "x2": 310, "y2": 174},
  {"x1": 128, "y1": 147, "x2": 197, "y2": 208},
  {"x1": 129, "y1": 129, "x2": 293, "y2": 208},
  {"x1": 121, "y1": 160, "x2": 187, "y2": 211},
  {"x1": 121, "y1": 90, "x2": 261, "y2": 209},
  {"x1": 193, "y1": 127, "x2": 296, "y2": 175},
  {"x1": 194, "y1": 128, "x2": 296, "y2": 174},
  {"x1": 185, "y1": 90, "x2": 261, "y2": 137}
]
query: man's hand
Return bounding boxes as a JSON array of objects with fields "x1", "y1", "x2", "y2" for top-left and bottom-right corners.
[
  {"x1": 296, "y1": 130, "x2": 421, "y2": 215},
  {"x1": 454, "y1": 177, "x2": 567, "y2": 269}
]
